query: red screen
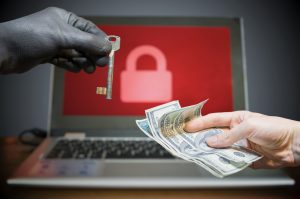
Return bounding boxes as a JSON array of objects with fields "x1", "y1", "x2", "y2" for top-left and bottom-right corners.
[{"x1": 63, "y1": 25, "x2": 233, "y2": 116}]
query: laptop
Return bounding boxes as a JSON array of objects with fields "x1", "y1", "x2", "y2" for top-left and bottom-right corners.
[{"x1": 7, "y1": 16, "x2": 294, "y2": 188}]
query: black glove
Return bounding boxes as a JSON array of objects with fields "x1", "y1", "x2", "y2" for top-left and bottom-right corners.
[{"x1": 0, "y1": 7, "x2": 112, "y2": 74}]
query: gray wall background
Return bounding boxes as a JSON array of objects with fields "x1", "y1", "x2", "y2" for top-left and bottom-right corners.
[{"x1": 0, "y1": 0, "x2": 299, "y2": 135}]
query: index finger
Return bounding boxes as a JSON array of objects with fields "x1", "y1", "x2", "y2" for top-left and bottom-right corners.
[{"x1": 184, "y1": 112, "x2": 236, "y2": 133}]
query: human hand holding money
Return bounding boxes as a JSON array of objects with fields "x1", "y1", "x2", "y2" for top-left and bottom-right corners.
[
  {"x1": 136, "y1": 100, "x2": 263, "y2": 178},
  {"x1": 185, "y1": 111, "x2": 300, "y2": 169}
]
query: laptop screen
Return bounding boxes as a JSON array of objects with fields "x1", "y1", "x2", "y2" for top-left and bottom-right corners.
[{"x1": 50, "y1": 17, "x2": 247, "y2": 136}]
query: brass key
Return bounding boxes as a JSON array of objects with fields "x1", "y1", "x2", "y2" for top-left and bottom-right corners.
[{"x1": 96, "y1": 35, "x2": 120, "y2": 99}]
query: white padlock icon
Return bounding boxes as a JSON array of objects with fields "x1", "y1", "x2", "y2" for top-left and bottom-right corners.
[{"x1": 121, "y1": 45, "x2": 172, "y2": 103}]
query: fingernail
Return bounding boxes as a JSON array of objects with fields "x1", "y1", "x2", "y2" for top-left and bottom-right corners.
[{"x1": 206, "y1": 136, "x2": 218, "y2": 146}]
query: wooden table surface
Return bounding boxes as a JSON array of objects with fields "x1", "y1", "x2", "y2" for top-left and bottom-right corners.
[{"x1": 1, "y1": 136, "x2": 300, "y2": 199}]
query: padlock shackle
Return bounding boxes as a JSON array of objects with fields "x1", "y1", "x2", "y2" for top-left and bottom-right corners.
[{"x1": 126, "y1": 45, "x2": 167, "y2": 72}]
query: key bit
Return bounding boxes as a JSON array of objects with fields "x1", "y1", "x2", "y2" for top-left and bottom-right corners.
[
  {"x1": 96, "y1": 35, "x2": 120, "y2": 100},
  {"x1": 96, "y1": 87, "x2": 107, "y2": 95}
]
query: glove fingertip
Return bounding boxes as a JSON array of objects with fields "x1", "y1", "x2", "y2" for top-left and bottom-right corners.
[
  {"x1": 83, "y1": 65, "x2": 96, "y2": 74},
  {"x1": 96, "y1": 56, "x2": 109, "y2": 67}
]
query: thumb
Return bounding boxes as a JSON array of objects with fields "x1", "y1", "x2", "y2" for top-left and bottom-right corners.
[
  {"x1": 206, "y1": 123, "x2": 251, "y2": 148},
  {"x1": 64, "y1": 27, "x2": 112, "y2": 56}
]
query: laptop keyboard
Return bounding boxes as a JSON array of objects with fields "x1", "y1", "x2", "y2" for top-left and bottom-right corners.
[{"x1": 45, "y1": 139, "x2": 174, "y2": 159}]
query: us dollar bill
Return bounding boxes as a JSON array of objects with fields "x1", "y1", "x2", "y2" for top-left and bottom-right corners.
[
  {"x1": 136, "y1": 100, "x2": 263, "y2": 178},
  {"x1": 159, "y1": 101, "x2": 262, "y2": 164},
  {"x1": 136, "y1": 118, "x2": 247, "y2": 177},
  {"x1": 144, "y1": 100, "x2": 255, "y2": 177}
]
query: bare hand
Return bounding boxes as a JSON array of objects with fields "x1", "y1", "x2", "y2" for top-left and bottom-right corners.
[{"x1": 185, "y1": 111, "x2": 300, "y2": 169}]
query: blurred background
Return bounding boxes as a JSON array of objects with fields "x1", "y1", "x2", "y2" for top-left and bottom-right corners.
[{"x1": 0, "y1": 0, "x2": 299, "y2": 135}]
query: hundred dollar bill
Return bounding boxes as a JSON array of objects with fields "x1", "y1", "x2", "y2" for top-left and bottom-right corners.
[
  {"x1": 144, "y1": 101, "x2": 250, "y2": 177},
  {"x1": 136, "y1": 118, "x2": 194, "y2": 162},
  {"x1": 145, "y1": 101, "x2": 182, "y2": 152},
  {"x1": 188, "y1": 128, "x2": 262, "y2": 164},
  {"x1": 136, "y1": 119, "x2": 177, "y2": 156},
  {"x1": 136, "y1": 100, "x2": 263, "y2": 177},
  {"x1": 159, "y1": 100, "x2": 262, "y2": 164},
  {"x1": 145, "y1": 101, "x2": 181, "y2": 152},
  {"x1": 136, "y1": 118, "x2": 244, "y2": 177}
]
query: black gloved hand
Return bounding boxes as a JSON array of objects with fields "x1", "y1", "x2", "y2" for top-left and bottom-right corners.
[{"x1": 0, "y1": 7, "x2": 111, "y2": 74}]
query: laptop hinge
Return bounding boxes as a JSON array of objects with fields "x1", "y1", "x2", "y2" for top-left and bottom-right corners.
[{"x1": 64, "y1": 132, "x2": 86, "y2": 139}]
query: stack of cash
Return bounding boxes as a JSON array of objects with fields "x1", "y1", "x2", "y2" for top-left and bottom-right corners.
[{"x1": 136, "y1": 100, "x2": 262, "y2": 178}]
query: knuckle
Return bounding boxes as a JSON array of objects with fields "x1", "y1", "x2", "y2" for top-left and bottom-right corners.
[
  {"x1": 87, "y1": 21, "x2": 97, "y2": 29},
  {"x1": 45, "y1": 7, "x2": 68, "y2": 20},
  {"x1": 235, "y1": 110, "x2": 250, "y2": 121},
  {"x1": 46, "y1": 7, "x2": 61, "y2": 13},
  {"x1": 241, "y1": 110, "x2": 251, "y2": 115}
]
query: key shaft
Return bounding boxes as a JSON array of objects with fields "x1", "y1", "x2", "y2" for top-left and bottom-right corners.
[
  {"x1": 106, "y1": 51, "x2": 115, "y2": 99},
  {"x1": 97, "y1": 35, "x2": 120, "y2": 100}
]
